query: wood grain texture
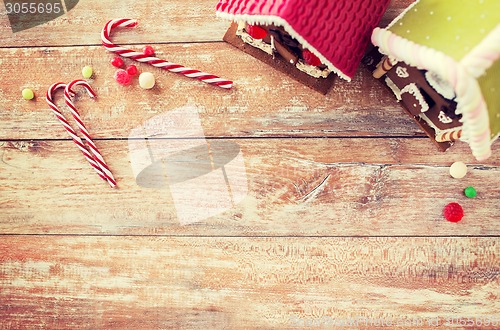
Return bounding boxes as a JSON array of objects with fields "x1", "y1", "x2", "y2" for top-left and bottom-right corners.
[
  {"x1": 0, "y1": 0, "x2": 415, "y2": 47},
  {"x1": 1, "y1": 0, "x2": 499, "y2": 328},
  {"x1": 0, "y1": 237, "x2": 498, "y2": 329},
  {"x1": 0, "y1": 0, "x2": 229, "y2": 47},
  {"x1": 1, "y1": 139, "x2": 498, "y2": 235},
  {"x1": 0, "y1": 45, "x2": 424, "y2": 140}
]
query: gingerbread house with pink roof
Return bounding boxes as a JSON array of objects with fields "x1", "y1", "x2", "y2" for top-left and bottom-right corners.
[{"x1": 216, "y1": 0, "x2": 391, "y2": 94}]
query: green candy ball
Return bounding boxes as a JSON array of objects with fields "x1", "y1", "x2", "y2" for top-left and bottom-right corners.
[
  {"x1": 22, "y1": 88, "x2": 34, "y2": 100},
  {"x1": 464, "y1": 186, "x2": 477, "y2": 198},
  {"x1": 82, "y1": 66, "x2": 93, "y2": 79}
]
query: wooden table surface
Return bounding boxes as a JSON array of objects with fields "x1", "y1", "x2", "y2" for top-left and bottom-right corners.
[{"x1": 1, "y1": 0, "x2": 499, "y2": 328}]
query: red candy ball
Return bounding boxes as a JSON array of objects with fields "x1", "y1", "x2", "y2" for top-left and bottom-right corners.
[
  {"x1": 246, "y1": 25, "x2": 267, "y2": 39},
  {"x1": 443, "y1": 202, "x2": 464, "y2": 222},
  {"x1": 126, "y1": 65, "x2": 138, "y2": 76},
  {"x1": 114, "y1": 69, "x2": 131, "y2": 85},
  {"x1": 302, "y1": 49, "x2": 322, "y2": 66},
  {"x1": 111, "y1": 57, "x2": 124, "y2": 68},
  {"x1": 143, "y1": 45, "x2": 155, "y2": 57}
]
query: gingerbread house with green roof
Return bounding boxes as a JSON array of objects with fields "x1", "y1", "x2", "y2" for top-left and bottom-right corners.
[{"x1": 364, "y1": 0, "x2": 499, "y2": 161}]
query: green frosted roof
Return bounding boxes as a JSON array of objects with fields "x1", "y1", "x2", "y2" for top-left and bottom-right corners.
[
  {"x1": 478, "y1": 59, "x2": 500, "y2": 139},
  {"x1": 389, "y1": 0, "x2": 500, "y2": 62}
]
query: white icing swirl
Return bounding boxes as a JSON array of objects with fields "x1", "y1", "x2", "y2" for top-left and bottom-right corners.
[{"x1": 460, "y1": 24, "x2": 500, "y2": 78}]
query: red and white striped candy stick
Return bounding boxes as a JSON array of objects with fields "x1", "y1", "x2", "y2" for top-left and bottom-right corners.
[
  {"x1": 46, "y1": 82, "x2": 109, "y2": 185},
  {"x1": 65, "y1": 80, "x2": 117, "y2": 188},
  {"x1": 101, "y1": 18, "x2": 233, "y2": 89}
]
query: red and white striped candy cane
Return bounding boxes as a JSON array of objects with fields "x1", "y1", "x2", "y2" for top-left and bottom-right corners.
[
  {"x1": 101, "y1": 18, "x2": 233, "y2": 89},
  {"x1": 46, "y1": 82, "x2": 109, "y2": 185},
  {"x1": 65, "y1": 80, "x2": 117, "y2": 188}
]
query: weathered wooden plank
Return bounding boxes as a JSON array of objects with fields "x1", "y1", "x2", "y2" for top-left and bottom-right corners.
[
  {"x1": 1, "y1": 139, "x2": 498, "y2": 235},
  {"x1": 0, "y1": 0, "x2": 414, "y2": 47},
  {"x1": 0, "y1": 0, "x2": 228, "y2": 46},
  {"x1": 1, "y1": 44, "x2": 424, "y2": 140},
  {"x1": 2, "y1": 1, "x2": 497, "y2": 329},
  {"x1": 0, "y1": 237, "x2": 498, "y2": 329}
]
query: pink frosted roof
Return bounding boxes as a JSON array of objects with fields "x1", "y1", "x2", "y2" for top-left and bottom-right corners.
[{"x1": 216, "y1": 0, "x2": 390, "y2": 80}]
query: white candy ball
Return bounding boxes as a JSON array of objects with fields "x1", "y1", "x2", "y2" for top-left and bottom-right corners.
[
  {"x1": 139, "y1": 72, "x2": 155, "y2": 89},
  {"x1": 449, "y1": 161, "x2": 467, "y2": 179}
]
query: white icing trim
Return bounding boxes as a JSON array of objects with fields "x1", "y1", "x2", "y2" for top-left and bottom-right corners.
[
  {"x1": 401, "y1": 83, "x2": 429, "y2": 113},
  {"x1": 295, "y1": 61, "x2": 330, "y2": 78},
  {"x1": 425, "y1": 71, "x2": 455, "y2": 100},
  {"x1": 236, "y1": 23, "x2": 331, "y2": 78},
  {"x1": 419, "y1": 113, "x2": 466, "y2": 142},
  {"x1": 384, "y1": 78, "x2": 430, "y2": 111},
  {"x1": 235, "y1": 21, "x2": 331, "y2": 78},
  {"x1": 216, "y1": 11, "x2": 352, "y2": 81},
  {"x1": 460, "y1": 24, "x2": 500, "y2": 78},
  {"x1": 236, "y1": 27, "x2": 273, "y2": 55},
  {"x1": 384, "y1": 77, "x2": 402, "y2": 100},
  {"x1": 372, "y1": 27, "x2": 493, "y2": 160},
  {"x1": 386, "y1": 0, "x2": 421, "y2": 29},
  {"x1": 385, "y1": 78, "x2": 461, "y2": 142}
]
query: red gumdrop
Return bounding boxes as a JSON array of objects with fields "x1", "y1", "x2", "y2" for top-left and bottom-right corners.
[
  {"x1": 114, "y1": 69, "x2": 131, "y2": 86},
  {"x1": 143, "y1": 45, "x2": 155, "y2": 57},
  {"x1": 126, "y1": 65, "x2": 138, "y2": 76},
  {"x1": 443, "y1": 202, "x2": 464, "y2": 222},
  {"x1": 246, "y1": 25, "x2": 267, "y2": 39},
  {"x1": 302, "y1": 49, "x2": 322, "y2": 66},
  {"x1": 111, "y1": 57, "x2": 124, "y2": 68}
]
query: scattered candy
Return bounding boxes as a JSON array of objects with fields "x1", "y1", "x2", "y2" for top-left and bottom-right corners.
[
  {"x1": 449, "y1": 161, "x2": 467, "y2": 179},
  {"x1": 302, "y1": 49, "x2": 322, "y2": 66},
  {"x1": 82, "y1": 65, "x2": 93, "y2": 79},
  {"x1": 111, "y1": 57, "x2": 125, "y2": 68},
  {"x1": 126, "y1": 65, "x2": 138, "y2": 76},
  {"x1": 102, "y1": 19, "x2": 232, "y2": 89},
  {"x1": 143, "y1": 45, "x2": 155, "y2": 56},
  {"x1": 114, "y1": 69, "x2": 132, "y2": 85},
  {"x1": 246, "y1": 25, "x2": 267, "y2": 39},
  {"x1": 139, "y1": 72, "x2": 155, "y2": 89},
  {"x1": 22, "y1": 88, "x2": 35, "y2": 100},
  {"x1": 443, "y1": 202, "x2": 464, "y2": 222},
  {"x1": 464, "y1": 186, "x2": 477, "y2": 198}
]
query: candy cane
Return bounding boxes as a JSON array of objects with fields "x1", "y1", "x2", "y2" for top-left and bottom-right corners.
[
  {"x1": 65, "y1": 80, "x2": 117, "y2": 188},
  {"x1": 46, "y1": 82, "x2": 109, "y2": 185},
  {"x1": 101, "y1": 18, "x2": 233, "y2": 89}
]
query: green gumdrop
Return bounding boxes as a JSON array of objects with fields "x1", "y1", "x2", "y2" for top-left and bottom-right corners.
[
  {"x1": 464, "y1": 186, "x2": 477, "y2": 198},
  {"x1": 22, "y1": 88, "x2": 34, "y2": 100},
  {"x1": 82, "y1": 66, "x2": 93, "y2": 79}
]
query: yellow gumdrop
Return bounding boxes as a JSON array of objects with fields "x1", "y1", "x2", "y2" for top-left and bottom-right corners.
[
  {"x1": 22, "y1": 88, "x2": 34, "y2": 100},
  {"x1": 82, "y1": 66, "x2": 93, "y2": 79}
]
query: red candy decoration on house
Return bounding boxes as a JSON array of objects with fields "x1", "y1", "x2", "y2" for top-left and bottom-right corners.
[
  {"x1": 246, "y1": 24, "x2": 268, "y2": 39},
  {"x1": 302, "y1": 49, "x2": 322, "y2": 67}
]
